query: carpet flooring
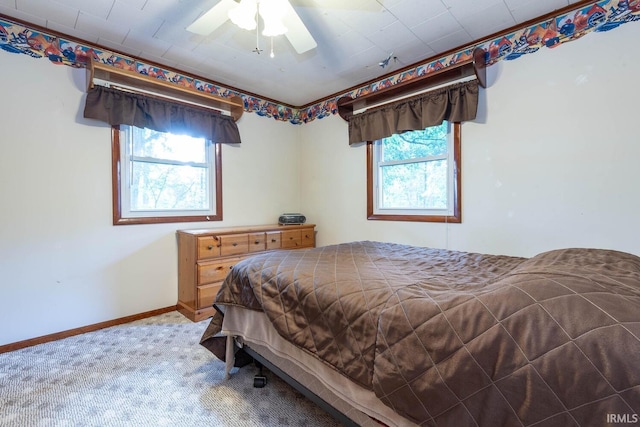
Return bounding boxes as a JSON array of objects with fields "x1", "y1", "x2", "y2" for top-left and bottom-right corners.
[{"x1": 0, "y1": 311, "x2": 340, "y2": 426}]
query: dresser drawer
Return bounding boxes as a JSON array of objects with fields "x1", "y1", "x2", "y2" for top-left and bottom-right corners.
[
  {"x1": 266, "y1": 231, "x2": 281, "y2": 250},
  {"x1": 220, "y1": 234, "x2": 249, "y2": 256},
  {"x1": 197, "y1": 236, "x2": 220, "y2": 259},
  {"x1": 281, "y1": 229, "x2": 302, "y2": 249},
  {"x1": 249, "y1": 232, "x2": 266, "y2": 253},
  {"x1": 197, "y1": 283, "x2": 221, "y2": 309},
  {"x1": 301, "y1": 229, "x2": 315, "y2": 247},
  {"x1": 197, "y1": 257, "x2": 241, "y2": 284}
]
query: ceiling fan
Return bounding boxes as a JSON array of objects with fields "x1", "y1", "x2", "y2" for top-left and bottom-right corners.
[{"x1": 187, "y1": 0, "x2": 318, "y2": 55}]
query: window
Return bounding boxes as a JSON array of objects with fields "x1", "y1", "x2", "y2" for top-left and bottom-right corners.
[
  {"x1": 112, "y1": 125, "x2": 222, "y2": 225},
  {"x1": 367, "y1": 122, "x2": 461, "y2": 223}
]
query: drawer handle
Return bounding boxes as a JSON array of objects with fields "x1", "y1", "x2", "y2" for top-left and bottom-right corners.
[
  {"x1": 216, "y1": 266, "x2": 223, "y2": 270},
  {"x1": 207, "y1": 245, "x2": 214, "y2": 250},
  {"x1": 271, "y1": 239, "x2": 277, "y2": 242},
  {"x1": 254, "y1": 240, "x2": 260, "y2": 244},
  {"x1": 232, "y1": 242, "x2": 238, "y2": 246}
]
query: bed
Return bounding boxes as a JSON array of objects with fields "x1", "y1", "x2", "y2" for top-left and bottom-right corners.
[{"x1": 200, "y1": 240, "x2": 640, "y2": 426}]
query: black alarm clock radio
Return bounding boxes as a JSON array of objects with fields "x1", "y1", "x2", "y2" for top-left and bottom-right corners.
[{"x1": 278, "y1": 213, "x2": 306, "y2": 225}]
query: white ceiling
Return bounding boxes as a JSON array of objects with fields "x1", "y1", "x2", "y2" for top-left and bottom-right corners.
[{"x1": 0, "y1": 0, "x2": 585, "y2": 106}]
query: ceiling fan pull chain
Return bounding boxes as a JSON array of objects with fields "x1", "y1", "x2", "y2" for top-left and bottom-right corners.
[{"x1": 253, "y1": 2, "x2": 262, "y2": 54}]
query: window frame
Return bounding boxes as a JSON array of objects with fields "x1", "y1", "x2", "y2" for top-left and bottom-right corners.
[
  {"x1": 366, "y1": 122, "x2": 461, "y2": 223},
  {"x1": 111, "y1": 125, "x2": 223, "y2": 225}
]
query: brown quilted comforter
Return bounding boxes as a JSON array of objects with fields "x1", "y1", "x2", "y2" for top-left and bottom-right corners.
[{"x1": 201, "y1": 241, "x2": 640, "y2": 426}]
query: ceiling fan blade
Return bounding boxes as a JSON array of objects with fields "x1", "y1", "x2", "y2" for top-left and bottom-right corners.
[
  {"x1": 282, "y1": 1, "x2": 317, "y2": 54},
  {"x1": 187, "y1": 0, "x2": 237, "y2": 35}
]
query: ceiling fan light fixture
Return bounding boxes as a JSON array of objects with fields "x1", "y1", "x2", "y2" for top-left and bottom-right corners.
[
  {"x1": 228, "y1": 0, "x2": 257, "y2": 31},
  {"x1": 259, "y1": 0, "x2": 288, "y2": 37},
  {"x1": 261, "y1": 17, "x2": 287, "y2": 37}
]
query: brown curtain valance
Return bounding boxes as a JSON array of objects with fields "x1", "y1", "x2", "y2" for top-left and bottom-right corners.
[
  {"x1": 83, "y1": 85, "x2": 241, "y2": 143},
  {"x1": 347, "y1": 80, "x2": 479, "y2": 144}
]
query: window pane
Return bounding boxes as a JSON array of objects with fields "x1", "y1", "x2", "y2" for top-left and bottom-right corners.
[
  {"x1": 382, "y1": 122, "x2": 448, "y2": 162},
  {"x1": 130, "y1": 161, "x2": 209, "y2": 210},
  {"x1": 132, "y1": 127, "x2": 207, "y2": 163},
  {"x1": 380, "y1": 160, "x2": 447, "y2": 209}
]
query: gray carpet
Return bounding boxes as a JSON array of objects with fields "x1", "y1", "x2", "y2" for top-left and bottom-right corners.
[{"x1": 0, "y1": 311, "x2": 340, "y2": 426}]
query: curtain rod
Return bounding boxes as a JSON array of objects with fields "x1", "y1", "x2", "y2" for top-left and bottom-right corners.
[
  {"x1": 92, "y1": 78, "x2": 232, "y2": 116},
  {"x1": 352, "y1": 75, "x2": 477, "y2": 115}
]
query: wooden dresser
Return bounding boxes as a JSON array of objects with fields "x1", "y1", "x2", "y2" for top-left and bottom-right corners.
[{"x1": 176, "y1": 224, "x2": 316, "y2": 322}]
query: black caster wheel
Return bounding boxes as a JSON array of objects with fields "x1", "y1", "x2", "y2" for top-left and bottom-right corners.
[{"x1": 253, "y1": 375, "x2": 267, "y2": 388}]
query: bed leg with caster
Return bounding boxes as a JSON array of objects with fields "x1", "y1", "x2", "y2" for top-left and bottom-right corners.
[{"x1": 253, "y1": 360, "x2": 267, "y2": 388}]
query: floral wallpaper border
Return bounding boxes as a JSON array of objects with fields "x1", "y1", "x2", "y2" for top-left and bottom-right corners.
[{"x1": 0, "y1": 0, "x2": 637, "y2": 125}]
